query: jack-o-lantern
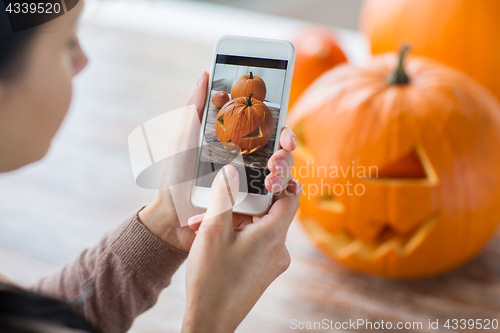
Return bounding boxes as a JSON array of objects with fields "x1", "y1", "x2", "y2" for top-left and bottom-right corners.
[
  {"x1": 216, "y1": 93, "x2": 274, "y2": 155},
  {"x1": 288, "y1": 46, "x2": 500, "y2": 278},
  {"x1": 231, "y1": 72, "x2": 267, "y2": 102}
]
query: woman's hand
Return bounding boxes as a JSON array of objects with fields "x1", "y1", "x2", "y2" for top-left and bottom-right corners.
[
  {"x1": 181, "y1": 165, "x2": 300, "y2": 333},
  {"x1": 139, "y1": 71, "x2": 301, "y2": 253},
  {"x1": 138, "y1": 71, "x2": 210, "y2": 252}
]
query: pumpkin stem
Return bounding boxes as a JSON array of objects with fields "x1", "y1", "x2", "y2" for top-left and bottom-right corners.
[
  {"x1": 388, "y1": 44, "x2": 410, "y2": 85},
  {"x1": 249, "y1": 71, "x2": 254, "y2": 79},
  {"x1": 245, "y1": 93, "x2": 254, "y2": 106}
]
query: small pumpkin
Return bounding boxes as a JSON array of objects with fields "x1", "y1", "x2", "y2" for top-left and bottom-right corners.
[
  {"x1": 231, "y1": 72, "x2": 267, "y2": 102},
  {"x1": 289, "y1": 26, "x2": 347, "y2": 109},
  {"x1": 360, "y1": 0, "x2": 500, "y2": 101},
  {"x1": 288, "y1": 46, "x2": 500, "y2": 278},
  {"x1": 211, "y1": 91, "x2": 230, "y2": 108},
  {"x1": 216, "y1": 93, "x2": 274, "y2": 155}
]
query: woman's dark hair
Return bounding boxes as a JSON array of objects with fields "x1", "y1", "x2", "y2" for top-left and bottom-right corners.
[
  {"x1": 0, "y1": 0, "x2": 77, "y2": 79},
  {"x1": 0, "y1": 30, "x2": 37, "y2": 79},
  {"x1": 0, "y1": 2, "x2": 45, "y2": 80},
  {"x1": 0, "y1": 283, "x2": 100, "y2": 333}
]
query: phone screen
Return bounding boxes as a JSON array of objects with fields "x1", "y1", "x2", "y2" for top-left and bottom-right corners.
[{"x1": 195, "y1": 54, "x2": 289, "y2": 194}]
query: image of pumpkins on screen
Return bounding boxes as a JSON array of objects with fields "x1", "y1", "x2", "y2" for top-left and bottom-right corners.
[{"x1": 200, "y1": 56, "x2": 286, "y2": 171}]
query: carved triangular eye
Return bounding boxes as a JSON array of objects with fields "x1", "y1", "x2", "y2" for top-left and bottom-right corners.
[
  {"x1": 242, "y1": 126, "x2": 263, "y2": 139},
  {"x1": 366, "y1": 146, "x2": 439, "y2": 185},
  {"x1": 217, "y1": 114, "x2": 226, "y2": 131},
  {"x1": 377, "y1": 148, "x2": 426, "y2": 179}
]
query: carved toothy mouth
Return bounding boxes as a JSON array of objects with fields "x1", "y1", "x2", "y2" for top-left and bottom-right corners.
[
  {"x1": 221, "y1": 141, "x2": 261, "y2": 155},
  {"x1": 300, "y1": 215, "x2": 438, "y2": 260},
  {"x1": 221, "y1": 141, "x2": 239, "y2": 154},
  {"x1": 240, "y1": 146, "x2": 261, "y2": 154}
]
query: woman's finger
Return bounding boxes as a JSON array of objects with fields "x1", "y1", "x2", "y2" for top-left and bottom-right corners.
[
  {"x1": 233, "y1": 214, "x2": 254, "y2": 230},
  {"x1": 262, "y1": 193, "x2": 300, "y2": 234},
  {"x1": 189, "y1": 212, "x2": 254, "y2": 231},
  {"x1": 279, "y1": 126, "x2": 297, "y2": 152},
  {"x1": 188, "y1": 213, "x2": 206, "y2": 230},
  {"x1": 199, "y1": 165, "x2": 240, "y2": 238},
  {"x1": 186, "y1": 71, "x2": 209, "y2": 120},
  {"x1": 272, "y1": 179, "x2": 303, "y2": 200},
  {"x1": 267, "y1": 149, "x2": 294, "y2": 174},
  {"x1": 265, "y1": 169, "x2": 293, "y2": 194}
]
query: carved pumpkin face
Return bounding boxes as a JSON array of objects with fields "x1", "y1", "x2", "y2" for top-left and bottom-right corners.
[
  {"x1": 231, "y1": 72, "x2": 267, "y2": 102},
  {"x1": 216, "y1": 93, "x2": 274, "y2": 155},
  {"x1": 288, "y1": 49, "x2": 500, "y2": 278}
]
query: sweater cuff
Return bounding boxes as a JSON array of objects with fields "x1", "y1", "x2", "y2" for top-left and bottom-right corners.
[{"x1": 110, "y1": 209, "x2": 188, "y2": 282}]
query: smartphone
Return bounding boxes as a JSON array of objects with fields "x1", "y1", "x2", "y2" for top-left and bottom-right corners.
[{"x1": 191, "y1": 35, "x2": 296, "y2": 215}]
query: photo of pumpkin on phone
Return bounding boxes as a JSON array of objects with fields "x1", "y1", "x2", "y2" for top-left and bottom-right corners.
[
  {"x1": 200, "y1": 60, "x2": 287, "y2": 171},
  {"x1": 193, "y1": 37, "x2": 294, "y2": 208}
]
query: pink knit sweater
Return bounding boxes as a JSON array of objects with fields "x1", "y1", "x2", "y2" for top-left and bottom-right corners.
[{"x1": 28, "y1": 209, "x2": 188, "y2": 333}]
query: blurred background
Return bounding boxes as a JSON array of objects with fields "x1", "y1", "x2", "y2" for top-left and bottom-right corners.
[
  {"x1": 198, "y1": 0, "x2": 363, "y2": 30},
  {"x1": 0, "y1": 0, "x2": 499, "y2": 332}
]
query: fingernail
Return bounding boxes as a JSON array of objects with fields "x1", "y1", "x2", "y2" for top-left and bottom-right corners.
[
  {"x1": 295, "y1": 179, "x2": 303, "y2": 196},
  {"x1": 291, "y1": 133, "x2": 297, "y2": 149},
  {"x1": 196, "y1": 71, "x2": 205, "y2": 88},
  {"x1": 271, "y1": 176, "x2": 283, "y2": 191},
  {"x1": 274, "y1": 159, "x2": 288, "y2": 173},
  {"x1": 223, "y1": 165, "x2": 238, "y2": 179},
  {"x1": 265, "y1": 176, "x2": 271, "y2": 188},
  {"x1": 187, "y1": 215, "x2": 199, "y2": 225}
]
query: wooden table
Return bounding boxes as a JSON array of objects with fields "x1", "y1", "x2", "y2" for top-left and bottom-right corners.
[{"x1": 0, "y1": 3, "x2": 499, "y2": 333}]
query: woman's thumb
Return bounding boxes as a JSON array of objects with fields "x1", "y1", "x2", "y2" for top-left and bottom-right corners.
[{"x1": 201, "y1": 165, "x2": 240, "y2": 233}]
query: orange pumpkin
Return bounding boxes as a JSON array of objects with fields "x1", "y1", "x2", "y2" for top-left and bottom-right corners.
[
  {"x1": 289, "y1": 26, "x2": 347, "y2": 109},
  {"x1": 288, "y1": 46, "x2": 500, "y2": 278},
  {"x1": 231, "y1": 72, "x2": 267, "y2": 102},
  {"x1": 211, "y1": 91, "x2": 230, "y2": 108},
  {"x1": 360, "y1": 0, "x2": 500, "y2": 101},
  {"x1": 216, "y1": 93, "x2": 274, "y2": 155}
]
